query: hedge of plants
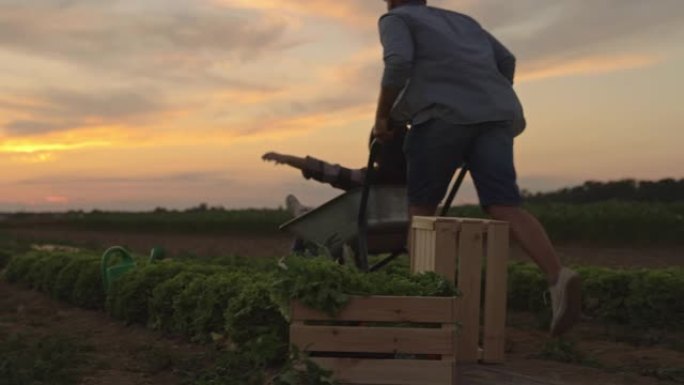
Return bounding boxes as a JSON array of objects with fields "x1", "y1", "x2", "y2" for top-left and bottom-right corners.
[
  {"x1": 3, "y1": 201, "x2": 683, "y2": 244},
  {"x1": 5, "y1": 251, "x2": 682, "y2": 333},
  {"x1": 451, "y1": 201, "x2": 684, "y2": 245},
  {"x1": 507, "y1": 262, "x2": 684, "y2": 331},
  {"x1": 3, "y1": 252, "x2": 682, "y2": 383},
  {"x1": 3, "y1": 252, "x2": 457, "y2": 384}
]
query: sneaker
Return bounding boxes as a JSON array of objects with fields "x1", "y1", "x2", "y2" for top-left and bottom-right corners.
[
  {"x1": 549, "y1": 267, "x2": 582, "y2": 337},
  {"x1": 285, "y1": 194, "x2": 309, "y2": 217}
]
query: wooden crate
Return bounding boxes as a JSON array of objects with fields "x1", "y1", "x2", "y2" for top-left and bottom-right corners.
[
  {"x1": 410, "y1": 216, "x2": 510, "y2": 364},
  {"x1": 290, "y1": 296, "x2": 459, "y2": 385}
]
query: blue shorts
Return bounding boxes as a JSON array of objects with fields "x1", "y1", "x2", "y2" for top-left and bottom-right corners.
[{"x1": 403, "y1": 119, "x2": 522, "y2": 207}]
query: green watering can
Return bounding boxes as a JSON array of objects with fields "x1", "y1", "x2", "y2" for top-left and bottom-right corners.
[{"x1": 101, "y1": 246, "x2": 166, "y2": 291}]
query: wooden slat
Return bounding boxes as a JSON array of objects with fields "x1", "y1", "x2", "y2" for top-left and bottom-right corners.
[
  {"x1": 452, "y1": 217, "x2": 507, "y2": 226},
  {"x1": 482, "y1": 222, "x2": 510, "y2": 364},
  {"x1": 435, "y1": 218, "x2": 461, "y2": 231},
  {"x1": 455, "y1": 222, "x2": 484, "y2": 363},
  {"x1": 291, "y1": 325, "x2": 455, "y2": 355},
  {"x1": 409, "y1": 224, "x2": 417, "y2": 272},
  {"x1": 433, "y1": 220, "x2": 458, "y2": 284},
  {"x1": 291, "y1": 296, "x2": 458, "y2": 323},
  {"x1": 419, "y1": 229, "x2": 427, "y2": 272},
  {"x1": 411, "y1": 216, "x2": 436, "y2": 230},
  {"x1": 427, "y1": 230, "x2": 436, "y2": 270},
  {"x1": 412, "y1": 229, "x2": 423, "y2": 273},
  {"x1": 441, "y1": 323, "x2": 457, "y2": 368},
  {"x1": 312, "y1": 358, "x2": 455, "y2": 385}
]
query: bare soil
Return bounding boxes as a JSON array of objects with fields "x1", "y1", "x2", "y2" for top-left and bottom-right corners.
[
  {"x1": 0, "y1": 280, "x2": 207, "y2": 385},
  {"x1": 7, "y1": 227, "x2": 683, "y2": 268}
]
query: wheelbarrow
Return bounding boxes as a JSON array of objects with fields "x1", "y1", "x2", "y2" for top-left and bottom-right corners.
[{"x1": 279, "y1": 140, "x2": 469, "y2": 272}]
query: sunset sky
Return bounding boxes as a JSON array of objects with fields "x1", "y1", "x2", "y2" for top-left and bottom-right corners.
[{"x1": 1, "y1": 0, "x2": 683, "y2": 211}]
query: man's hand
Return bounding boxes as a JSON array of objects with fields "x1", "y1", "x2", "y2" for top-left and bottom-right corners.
[
  {"x1": 373, "y1": 118, "x2": 395, "y2": 143},
  {"x1": 262, "y1": 152, "x2": 288, "y2": 165}
]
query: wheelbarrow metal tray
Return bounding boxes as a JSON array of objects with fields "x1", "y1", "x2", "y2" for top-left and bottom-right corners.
[{"x1": 279, "y1": 186, "x2": 408, "y2": 252}]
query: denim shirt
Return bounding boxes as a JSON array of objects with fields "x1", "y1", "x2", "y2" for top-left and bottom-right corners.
[{"x1": 380, "y1": 3, "x2": 525, "y2": 131}]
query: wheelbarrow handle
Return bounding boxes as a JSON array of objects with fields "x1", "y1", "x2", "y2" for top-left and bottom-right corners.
[{"x1": 356, "y1": 139, "x2": 382, "y2": 271}]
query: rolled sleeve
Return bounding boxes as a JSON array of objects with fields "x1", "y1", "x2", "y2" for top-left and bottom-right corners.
[{"x1": 379, "y1": 14, "x2": 414, "y2": 89}]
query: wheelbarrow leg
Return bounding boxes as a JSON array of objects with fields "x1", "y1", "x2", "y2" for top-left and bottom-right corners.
[
  {"x1": 440, "y1": 166, "x2": 469, "y2": 217},
  {"x1": 370, "y1": 250, "x2": 405, "y2": 272}
]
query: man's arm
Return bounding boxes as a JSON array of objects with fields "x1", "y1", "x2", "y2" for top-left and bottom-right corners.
[
  {"x1": 374, "y1": 14, "x2": 414, "y2": 142},
  {"x1": 262, "y1": 152, "x2": 364, "y2": 190},
  {"x1": 262, "y1": 152, "x2": 307, "y2": 169},
  {"x1": 485, "y1": 30, "x2": 516, "y2": 84}
]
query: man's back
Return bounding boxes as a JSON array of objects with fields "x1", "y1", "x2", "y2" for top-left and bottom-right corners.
[{"x1": 381, "y1": 4, "x2": 523, "y2": 125}]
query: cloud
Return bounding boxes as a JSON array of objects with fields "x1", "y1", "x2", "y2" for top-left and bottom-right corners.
[
  {"x1": 17, "y1": 171, "x2": 233, "y2": 186},
  {"x1": 3, "y1": 120, "x2": 74, "y2": 137},
  {"x1": 1, "y1": 0, "x2": 683, "y2": 154},
  {"x1": 246, "y1": 103, "x2": 372, "y2": 138},
  {"x1": 0, "y1": 138, "x2": 113, "y2": 154},
  {"x1": 0, "y1": 1, "x2": 300, "y2": 88},
  {"x1": 45, "y1": 195, "x2": 69, "y2": 204},
  {"x1": 38, "y1": 89, "x2": 163, "y2": 120},
  {"x1": 517, "y1": 53, "x2": 664, "y2": 82},
  {"x1": 214, "y1": 0, "x2": 383, "y2": 25},
  {"x1": 292, "y1": 0, "x2": 684, "y2": 90},
  {"x1": 456, "y1": 0, "x2": 684, "y2": 66},
  {"x1": 1, "y1": 88, "x2": 166, "y2": 137}
]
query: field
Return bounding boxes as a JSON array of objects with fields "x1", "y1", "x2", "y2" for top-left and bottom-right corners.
[{"x1": 1, "y1": 203, "x2": 683, "y2": 385}]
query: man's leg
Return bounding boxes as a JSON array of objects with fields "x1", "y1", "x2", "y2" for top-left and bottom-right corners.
[
  {"x1": 467, "y1": 122, "x2": 581, "y2": 337},
  {"x1": 403, "y1": 119, "x2": 473, "y2": 258},
  {"x1": 486, "y1": 205, "x2": 561, "y2": 284},
  {"x1": 404, "y1": 119, "x2": 473, "y2": 218}
]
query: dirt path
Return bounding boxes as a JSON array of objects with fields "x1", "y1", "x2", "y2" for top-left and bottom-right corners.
[
  {"x1": 1, "y1": 280, "x2": 681, "y2": 385},
  {"x1": 0, "y1": 281, "x2": 206, "y2": 385},
  {"x1": 7, "y1": 227, "x2": 683, "y2": 268}
]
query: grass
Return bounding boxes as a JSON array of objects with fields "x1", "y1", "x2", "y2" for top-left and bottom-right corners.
[
  {"x1": 2, "y1": 201, "x2": 683, "y2": 245},
  {"x1": 0, "y1": 208, "x2": 292, "y2": 236}
]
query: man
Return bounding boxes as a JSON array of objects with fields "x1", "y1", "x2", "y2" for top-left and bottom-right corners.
[{"x1": 373, "y1": 0, "x2": 581, "y2": 336}]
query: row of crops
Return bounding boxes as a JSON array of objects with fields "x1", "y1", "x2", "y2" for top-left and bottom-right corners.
[
  {"x1": 2, "y1": 201, "x2": 684, "y2": 244},
  {"x1": 451, "y1": 201, "x2": 684, "y2": 244},
  {"x1": 3, "y1": 252, "x2": 457, "y2": 384},
  {"x1": 3, "y1": 251, "x2": 683, "y2": 382}
]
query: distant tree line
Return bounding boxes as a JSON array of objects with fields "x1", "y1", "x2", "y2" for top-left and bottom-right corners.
[{"x1": 523, "y1": 178, "x2": 684, "y2": 203}]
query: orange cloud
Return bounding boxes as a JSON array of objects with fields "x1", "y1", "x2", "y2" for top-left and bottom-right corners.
[
  {"x1": 0, "y1": 124, "x2": 136, "y2": 154},
  {"x1": 213, "y1": 0, "x2": 376, "y2": 25},
  {"x1": 214, "y1": 88, "x2": 286, "y2": 105},
  {"x1": 518, "y1": 54, "x2": 664, "y2": 82},
  {"x1": 10, "y1": 152, "x2": 56, "y2": 164},
  {"x1": 1, "y1": 140, "x2": 111, "y2": 154},
  {"x1": 230, "y1": 102, "x2": 374, "y2": 143}
]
